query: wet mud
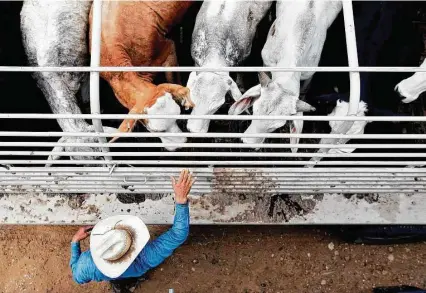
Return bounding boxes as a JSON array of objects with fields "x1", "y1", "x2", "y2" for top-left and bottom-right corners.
[{"x1": 116, "y1": 193, "x2": 164, "y2": 204}]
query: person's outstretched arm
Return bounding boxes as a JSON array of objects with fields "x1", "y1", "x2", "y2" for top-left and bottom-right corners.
[
  {"x1": 141, "y1": 169, "x2": 194, "y2": 269},
  {"x1": 69, "y1": 226, "x2": 94, "y2": 284}
]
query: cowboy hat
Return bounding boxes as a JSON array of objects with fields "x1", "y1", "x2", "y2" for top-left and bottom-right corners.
[{"x1": 90, "y1": 215, "x2": 150, "y2": 278}]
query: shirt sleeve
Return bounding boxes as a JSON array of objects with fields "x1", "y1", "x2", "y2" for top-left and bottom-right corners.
[
  {"x1": 141, "y1": 203, "x2": 190, "y2": 269},
  {"x1": 69, "y1": 242, "x2": 91, "y2": 284}
]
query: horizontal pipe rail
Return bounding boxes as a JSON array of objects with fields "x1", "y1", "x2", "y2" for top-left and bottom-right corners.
[
  {"x1": 1, "y1": 131, "x2": 425, "y2": 139},
  {"x1": 1, "y1": 141, "x2": 426, "y2": 149},
  {"x1": 1, "y1": 181, "x2": 424, "y2": 187},
  {"x1": 2, "y1": 175, "x2": 424, "y2": 180},
  {"x1": 1, "y1": 66, "x2": 426, "y2": 73},
  {"x1": 1, "y1": 113, "x2": 426, "y2": 121},
  {"x1": 2, "y1": 175, "x2": 425, "y2": 181},
  {"x1": 2, "y1": 176, "x2": 426, "y2": 181},
  {"x1": 2, "y1": 188, "x2": 423, "y2": 194},
  {"x1": 1, "y1": 160, "x2": 425, "y2": 166},
  {"x1": 2, "y1": 167, "x2": 426, "y2": 173},
  {"x1": 1, "y1": 151, "x2": 426, "y2": 158},
  {"x1": 2, "y1": 182, "x2": 425, "y2": 189}
]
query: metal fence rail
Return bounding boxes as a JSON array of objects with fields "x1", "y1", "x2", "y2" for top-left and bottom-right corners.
[{"x1": 1, "y1": 0, "x2": 425, "y2": 224}]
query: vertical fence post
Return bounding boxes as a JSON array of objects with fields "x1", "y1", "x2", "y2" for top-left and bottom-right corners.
[
  {"x1": 310, "y1": 0, "x2": 360, "y2": 165},
  {"x1": 90, "y1": 0, "x2": 112, "y2": 164},
  {"x1": 341, "y1": 0, "x2": 361, "y2": 133}
]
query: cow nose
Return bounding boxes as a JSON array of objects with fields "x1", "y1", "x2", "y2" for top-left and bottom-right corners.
[
  {"x1": 241, "y1": 136, "x2": 265, "y2": 145},
  {"x1": 187, "y1": 120, "x2": 210, "y2": 133},
  {"x1": 160, "y1": 136, "x2": 187, "y2": 151},
  {"x1": 395, "y1": 85, "x2": 404, "y2": 99}
]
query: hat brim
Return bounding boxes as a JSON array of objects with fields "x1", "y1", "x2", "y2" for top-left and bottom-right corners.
[{"x1": 90, "y1": 215, "x2": 150, "y2": 278}]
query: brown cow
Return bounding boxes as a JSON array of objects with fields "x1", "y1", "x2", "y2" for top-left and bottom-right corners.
[{"x1": 89, "y1": 1, "x2": 194, "y2": 150}]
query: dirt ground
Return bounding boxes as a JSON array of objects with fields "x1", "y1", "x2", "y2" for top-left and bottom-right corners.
[{"x1": 0, "y1": 225, "x2": 425, "y2": 293}]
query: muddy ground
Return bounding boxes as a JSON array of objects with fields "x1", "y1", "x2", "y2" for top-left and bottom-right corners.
[{"x1": 0, "y1": 225, "x2": 425, "y2": 293}]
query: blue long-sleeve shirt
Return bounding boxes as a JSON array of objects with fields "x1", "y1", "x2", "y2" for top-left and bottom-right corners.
[{"x1": 69, "y1": 203, "x2": 190, "y2": 284}]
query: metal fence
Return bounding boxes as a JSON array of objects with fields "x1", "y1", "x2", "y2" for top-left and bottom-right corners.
[{"x1": 0, "y1": 1, "x2": 425, "y2": 224}]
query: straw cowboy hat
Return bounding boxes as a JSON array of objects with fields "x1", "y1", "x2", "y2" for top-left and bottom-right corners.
[{"x1": 90, "y1": 215, "x2": 150, "y2": 278}]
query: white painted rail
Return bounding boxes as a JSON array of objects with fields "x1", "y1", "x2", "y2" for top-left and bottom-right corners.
[
  {"x1": 1, "y1": 66, "x2": 426, "y2": 72},
  {"x1": 89, "y1": 0, "x2": 111, "y2": 164},
  {"x1": 1, "y1": 0, "x2": 425, "y2": 224}
]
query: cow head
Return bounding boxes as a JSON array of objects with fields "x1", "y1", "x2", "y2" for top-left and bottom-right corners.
[
  {"x1": 186, "y1": 71, "x2": 242, "y2": 133},
  {"x1": 111, "y1": 88, "x2": 194, "y2": 151},
  {"x1": 228, "y1": 72, "x2": 315, "y2": 145}
]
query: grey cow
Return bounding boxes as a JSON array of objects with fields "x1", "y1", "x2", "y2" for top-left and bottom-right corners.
[
  {"x1": 187, "y1": 0, "x2": 273, "y2": 133},
  {"x1": 229, "y1": 0, "x2": 341, "y2": 152},
  {"x1": 21, "y1": 0, "x2": 117, "y2": 166}
]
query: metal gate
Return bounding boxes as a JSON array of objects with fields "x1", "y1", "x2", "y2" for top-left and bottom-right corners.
[{"x1": 0, "y1": 0, "x2": 425, "y2": 224}]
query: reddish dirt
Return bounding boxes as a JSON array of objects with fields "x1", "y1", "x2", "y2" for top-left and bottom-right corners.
[{"x1": 0, "y1": 225, "x2": 425, "y2": 293}]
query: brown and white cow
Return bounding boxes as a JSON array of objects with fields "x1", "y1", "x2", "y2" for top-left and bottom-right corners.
[{"x1": 89, "y1": 1, "x2": 195, "y2": 150}]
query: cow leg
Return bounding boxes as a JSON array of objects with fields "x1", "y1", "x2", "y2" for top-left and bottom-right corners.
[
  {"x1": 157, "y1": 83, "x2": 195, "y2": 110},
  {"x1": 21, "y1": 0, "x2": 117, "y2": 166},
  {"x1": 162, "y1": 40, "x2": 181, "y2": 84},
  {"x1": 300, "y1": 76, "x2": 314, "y2": 98},
  {"x1": 290, "y1": 76, "x2": 314, "y2": 153}
]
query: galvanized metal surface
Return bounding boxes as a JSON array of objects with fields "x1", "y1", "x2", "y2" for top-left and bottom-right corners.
[
  {"x1": 1, "y1": 191, "x2": 424, "y2": 225},
  {"x1": 0, "y1": 66, "x2": 426, "y2": 73},
  {"x1": 0, "y1": 167, "x2": 425, "y2": 224},
  {"x1": 0, "y1": 0, "x2": 425, "y2": 224}
]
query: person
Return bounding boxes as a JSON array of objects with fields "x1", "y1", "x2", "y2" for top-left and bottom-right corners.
[{"x1": 69, "y1": 169, "x2": 194, "y2": 290}]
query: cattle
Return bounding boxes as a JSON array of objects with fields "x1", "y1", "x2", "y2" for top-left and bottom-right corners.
[
  {"x1": 187, "y1": 0, "x2": 273, "y2": 133},
  {"x1": 228, "y1": 0, "x2": 339, "y2": 151},
  {"x1": 20, "y1": 0, "x2": 115, "y2": 165},
  {"x1": 312, "y1": 1, "x2": 423, "y2": 154},
  {"x1": 89, "y1": 1, "x2": 195, "y2": 150},
  {"x1": 395, "y1": 59, "x2": 426, "y2": 104}
]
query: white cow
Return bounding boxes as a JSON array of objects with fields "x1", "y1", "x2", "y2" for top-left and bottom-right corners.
[
  {"x1": 395, "y1": 59, "x2": 426, "y2": 103},
  {"x1": 229, "y1": 0, "x2": 342, "y2": 151},
  {"x1": 187, "y1": 0, "x2": 273, "y2": 133}
]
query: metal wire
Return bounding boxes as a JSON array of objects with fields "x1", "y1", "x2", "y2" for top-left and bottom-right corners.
[
  {"x1": 2, "y1": 151, "x2": 426, "y2": 158},
  {"x1": 1, "y1": 160, "x2": 425, "y2": 166},
  {"x1": 1, "y1": 131, "x2": 425, "y2": 139},
  {"x1": 1, "y1": 141, "x2": 426, "y2": 148},
  {"x1": 1, "y1": 66, "x2": 426, "y2": 72},
  {"x1": 0, "y1": 113, "x2": 426, "y2": 121}
]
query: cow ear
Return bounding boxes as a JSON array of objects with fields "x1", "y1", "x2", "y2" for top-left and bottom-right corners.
[
  {"x1": 296, "y1": 100, "x2": 316, "y2": 112},
  {"x1": 228, "y1": 84, "x2": 261, "y2": 115},
  {"x1": 258, "y1": 72, "x2": 272, "y2": 87},
  {"x1": 226, "y1": 77, "x2": 242, "y2": 102}
]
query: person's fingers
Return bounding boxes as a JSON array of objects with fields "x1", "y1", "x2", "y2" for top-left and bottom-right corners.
[
  {"x1": 184, "y1": 172, "x2": 192, "y2": 185},
  {"x1": 178, "y1": 170, "x2": 184, "y2": 184},
  {"x1": 84, "y1": 226, "x2": 94, "y2": 233},
  {"x1": 170, "y1": 176, "x2": 176, "y2": 186}
]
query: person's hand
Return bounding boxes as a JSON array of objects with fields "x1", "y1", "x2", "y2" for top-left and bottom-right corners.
[
  {"x1": 171, "y1": 169, "x2": 195, "y2": 204},
  {"x1": 72, "y1": 226, "x2": 94, "y2": 243}
]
